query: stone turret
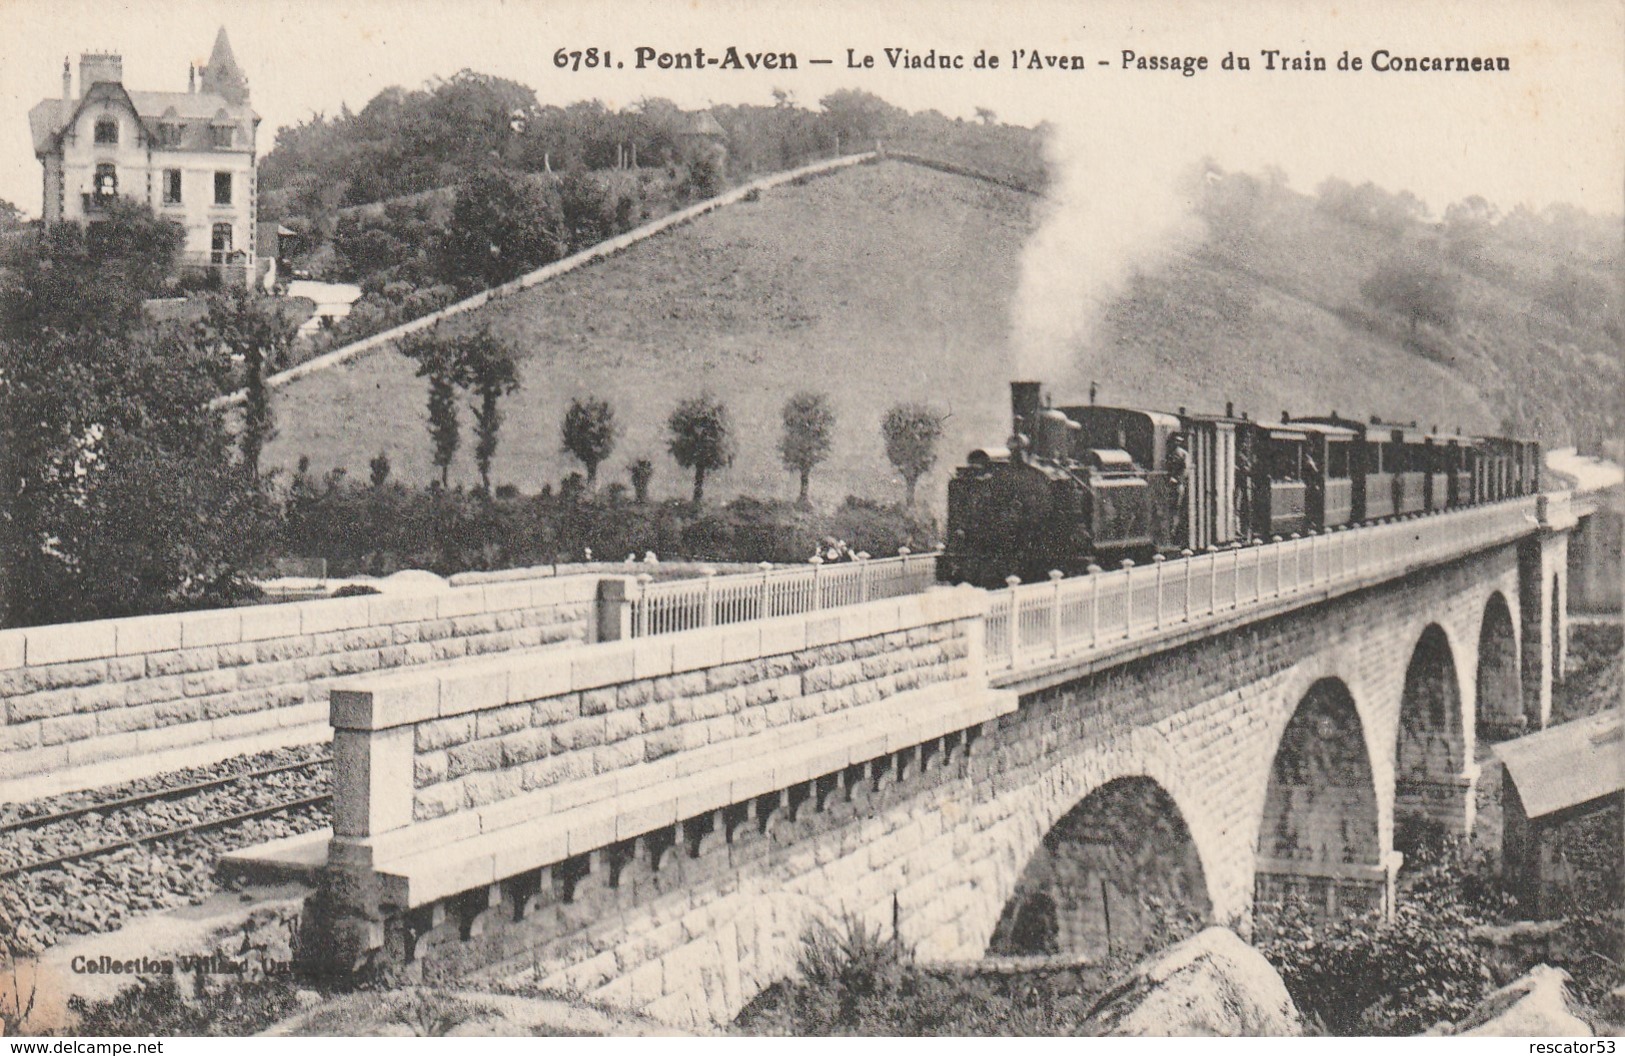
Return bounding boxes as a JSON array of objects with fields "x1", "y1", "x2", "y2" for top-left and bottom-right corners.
[{"x1": 199, "y1": 27, "x2": 248, "y2": 105}]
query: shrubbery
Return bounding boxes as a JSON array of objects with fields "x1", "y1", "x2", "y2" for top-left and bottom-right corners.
[
  {"x1": 735, "y1": 914, "x2": 1103, "y2": 1035},
  {"x1": 272, "y1": 474, "x2": 938, "y2": 578}
]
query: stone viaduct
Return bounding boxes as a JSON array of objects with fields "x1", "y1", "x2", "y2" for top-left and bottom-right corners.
[{"x1": 276, "y1": 490, "x2": 1585, "y2": 1028}]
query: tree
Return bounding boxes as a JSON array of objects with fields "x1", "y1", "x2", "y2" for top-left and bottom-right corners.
[
  {"x1": 0, "y1": 326, "x2": 266, "y2": 627},
  {"x1": 818, "y1": 89, "x2": 903, "y2": 151},
  {"x1": 629, "y1": 458, "x2": 654, "y2": 504},
  {"x1": 667, "y1": 393, "x2": 735, "y2": 504},
  {"x1": 556, "y1": 168, "x2": 638, "y2": 251},
  {"x1": 437, "y1": 167, "x2": 568, "y2": 290},
  {"x1": 779, "y1": 391, "x2": 835, "y2": 508},
  {"x1": 1539, "y1": 262, "x2": 1610, "y2": 326},
  {"x1": 0, "y1": 199, "x2": 184, "y2": 337},
  {"x1": 399, "y1": 328, "x2": 464, "y2": 486},
  {"x1": 1443, "y1": 195, "x2": 1499, "y2": 269},
  {"x1": 369, "y1": 451, "x2": 392, "y2": 488},
  {"x1": 453, "y1": 325, "x2": 520, "y2": 494},
  {"x1": 0, "y1": 199, "x2": 24, "y2": 229},
  {"x1": 561, "y1": 396, "x2": 619, "y2": 488},
  {"x1": 974, "y1": 107, "x2": 997, "y2": 126},
  {"x1": 1360, "y1": 253, "x2": 1460, "y2": 335},
  {"x1": 199, "y1": 286, "x2": 301, "y2": 478},
  {"x1": 882, "y1": 403, "x2": 945, "y2": 507}
]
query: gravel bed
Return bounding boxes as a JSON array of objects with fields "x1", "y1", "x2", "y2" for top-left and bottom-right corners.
[
  {"x1": 0, "y1": 743, "x2": 330, "y2": 827},
  {"x1": 0, "y1": 746, "x2": 332, "y2": 958}
]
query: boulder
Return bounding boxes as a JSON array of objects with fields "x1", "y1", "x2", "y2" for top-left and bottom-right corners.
[
  {"x1": 1455, "y1": 965, "x2": 1592, "y2": 1037},
  {"x1": 1081, "y1": 927, "x2": 1302, "y2": 1036}
]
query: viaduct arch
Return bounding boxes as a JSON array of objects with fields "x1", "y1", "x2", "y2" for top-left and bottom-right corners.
[
  {"x1": 1395, "y1": 624, "x2": 1471, "y2": 842},
  {"x1": 1476, "y1": 591, "x2": 1523, "y2": 739}
]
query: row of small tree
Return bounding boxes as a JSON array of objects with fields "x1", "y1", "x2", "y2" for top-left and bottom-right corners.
[{"x1": 393, "y1": 328, "x2": 948, "y2": 506}]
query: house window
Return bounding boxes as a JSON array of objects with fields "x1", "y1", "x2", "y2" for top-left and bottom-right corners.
[
  {"x1": 94, "y1": 163, "x2": 118, "y2": 199},
  {"x1": 95, "y1": 118, "x2": 118, "y2": 144},
  {"x1": 158, "y1": 123, "x2": 183, "y2": 148},
  {"x1": 214, "y1": 171, "x2": 232, "y2": 205},
  {"x1": 211, "y1": 124, "x2": 234, "y2": 149},
  {"x1": 211, "y1": 223, "x2": 234, "y2": 266},
  {"x1": 163, "y1": 169, "x2": 182, "y2": 205}
]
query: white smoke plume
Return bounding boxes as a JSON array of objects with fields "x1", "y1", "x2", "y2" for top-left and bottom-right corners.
[{"x1": 1010, "y1": 106, "x2": 1213, "y2": 383}]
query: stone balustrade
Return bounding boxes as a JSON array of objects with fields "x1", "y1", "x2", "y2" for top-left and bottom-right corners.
[{"x1": 986, "y1": 495, "x2": 1549, "y2": 675}]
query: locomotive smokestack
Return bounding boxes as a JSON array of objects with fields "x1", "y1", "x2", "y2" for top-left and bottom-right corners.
[{"x1": 1011, "y1": 381, "x2": 1042, "y2": 441}]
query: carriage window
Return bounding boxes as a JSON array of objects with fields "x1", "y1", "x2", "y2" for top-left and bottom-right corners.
[
  {"x1": 1364, "y1": 444, "x2": 1380, "y2": 474},
  {"x1": 1268, "y1": 443, "x2": 1302, "y2": 480},
  {"x1": 1327, "y1": 443, "x2": 1350, "y2": 479}
]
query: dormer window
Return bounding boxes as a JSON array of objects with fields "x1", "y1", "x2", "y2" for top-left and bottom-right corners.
[
  {"x1": 157, "y1": 123, "x2": 183, "y2": 148},
  {"x1": 95, "y1": 118, "x2": 118, "y2": 145},
  {"x1": 210, "y1": 124, "x2": 234, "y2": 149}
]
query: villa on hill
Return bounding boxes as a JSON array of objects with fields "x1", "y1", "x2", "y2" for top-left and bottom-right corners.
[{"x1": 27, "y1": 28, "x2": 264, "y2": 288}]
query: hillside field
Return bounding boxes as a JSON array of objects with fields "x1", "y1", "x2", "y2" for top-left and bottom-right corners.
[{"x1": 262, "y1": 159, "x2": 1514, "y2": 509}]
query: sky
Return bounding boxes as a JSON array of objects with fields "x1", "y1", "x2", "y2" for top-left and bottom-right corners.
[{"x1": 0, "y1": 0, "x2": 1620, "y2": 220}]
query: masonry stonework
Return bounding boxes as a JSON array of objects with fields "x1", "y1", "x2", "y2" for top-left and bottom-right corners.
[
  {"x1": 309, "y1": 535, "x2": 1554, "y2": 1030},
  {"x1": 0, "y1": 576, "x2": 598, "y2": 787}
]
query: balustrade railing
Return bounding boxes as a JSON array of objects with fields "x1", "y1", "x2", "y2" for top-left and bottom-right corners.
[
  {"x1": 628, "y1": 550, "x2": 938, "y2": 638},
  {"x1": 986, "y1": 496, "x2": 1548, "y2": 673}
]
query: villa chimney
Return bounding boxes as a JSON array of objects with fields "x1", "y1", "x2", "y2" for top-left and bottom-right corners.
[
  {"x1": 62, "y1": 57, "x2": 71, "y2": 100},
  {"x1": 79, "y1": 53, "x2": 124, "y2": 93},
  {"x1": 1281, "y1": 411, "x2": 1290, "y2": 423},
  {"x1": 189, "y1": 63, "x2": 196, "y2": 93},
  {"x1": 1225, "y1": 400, "x2": 1234, "y2": 418},
  {"x1": 1089, "y1": 381, "x2": 1098, "y2": 405}
]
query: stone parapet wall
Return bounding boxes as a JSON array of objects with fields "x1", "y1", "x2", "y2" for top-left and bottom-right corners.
[
  {"x1": 408, "y1": 613, "x2": 970, "y2": 827},
  {"x1": 0, "y1": 577, "x2": 600, "y2": 787},
  {"x1": 324, "y1": 588, "x2": 987, "y2": 860}
]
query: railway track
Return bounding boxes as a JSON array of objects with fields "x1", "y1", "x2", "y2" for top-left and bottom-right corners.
[{"x1": 0, "y1": 757, "x2": 332, "y2": 879}]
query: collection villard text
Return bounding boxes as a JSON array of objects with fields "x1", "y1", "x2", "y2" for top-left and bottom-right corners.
[
  {"x1": 68, "y1": 952, "x2": 292, "y2": 976},
  {"x1": 553, "y1": 45, "x2": 1511, "y2": 75}
]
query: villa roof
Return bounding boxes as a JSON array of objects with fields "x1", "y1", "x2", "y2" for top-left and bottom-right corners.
[{"x1": 29, "y1": 85, "x2": 255, "y2": 156}]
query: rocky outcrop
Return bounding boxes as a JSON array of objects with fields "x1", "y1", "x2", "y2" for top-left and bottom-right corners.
[
  {"x1": 1454, "y1": 966, "x2": 1592, "y2": 1037},
  {"x1": 1080, "y1": 927, "x2": 1302, "y2": 1037}
]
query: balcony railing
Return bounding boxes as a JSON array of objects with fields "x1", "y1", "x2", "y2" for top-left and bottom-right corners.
[
  {"x1": 178, "y1": 251, "x2": 253, "y2": 287},
  {"x1": 984, "y1": 495, "x2": 1549, "y2": 674},
  {"x1": 628, "y1": 550, "x2": 938, "y2": 638}
]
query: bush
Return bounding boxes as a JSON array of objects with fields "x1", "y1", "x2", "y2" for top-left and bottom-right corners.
[
  {"x1": 1257, "y1": 836, "x2": 1509, "y2": 1035},
  {"x1": 268, "y1": 479, "x2": 936, "y2": 578},
  {"x1": 735, "y1": 914, "x2": 1106, "y2": 1035}
]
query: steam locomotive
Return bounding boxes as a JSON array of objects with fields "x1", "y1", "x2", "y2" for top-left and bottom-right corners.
[{"x1": 940, "y1": 381, "x2": 1542, "y2": 588}]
